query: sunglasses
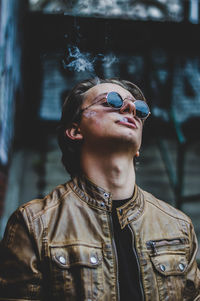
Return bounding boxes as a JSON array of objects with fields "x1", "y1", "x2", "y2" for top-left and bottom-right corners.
[{"x1": 81, "y1": 91, "x2": 150, "y2": 120}]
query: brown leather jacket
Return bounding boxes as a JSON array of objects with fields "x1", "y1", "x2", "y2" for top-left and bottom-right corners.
[{"x1": 0, "y1": 176, "x2": 200, "y2": 300}]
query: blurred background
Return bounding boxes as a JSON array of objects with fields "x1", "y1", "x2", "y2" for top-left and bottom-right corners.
[{"x1": 0, "y1": 0, "x2": 200, "y2": 261}]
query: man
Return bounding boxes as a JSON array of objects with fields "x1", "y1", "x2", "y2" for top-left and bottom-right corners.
[{"x1": 0, "y1": 78, "x2": 199, "y2": 300}]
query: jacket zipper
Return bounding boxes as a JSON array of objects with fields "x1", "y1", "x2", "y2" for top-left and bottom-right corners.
[
  {"x1": 128, "y1": 225, "x2": 145, "y2": 301},
  {"x1": 109, "y1": 213, "x2": 120, "y2": 301},
  {"x1": 146, "y1": 237, "x2": 187, "y2": 255}
]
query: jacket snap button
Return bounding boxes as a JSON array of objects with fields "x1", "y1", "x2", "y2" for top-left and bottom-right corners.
[
  {"x1": 90, "y1": 256, "x2": 98, "y2": 264},
  {"x1": 179, "y1": 263, "x2": 185, "y2": 271},
  {"x1": 160, "y1": 264, "x2": 166, "y2": 272},
  {"x1": 59, "y1": 256, "x2": 66, "y2": 264},
  {"x1": 104, "y1": 192, "x2": 109, "y2": 198}
]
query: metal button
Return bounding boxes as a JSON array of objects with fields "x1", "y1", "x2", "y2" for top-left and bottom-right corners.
[
  {"x1": 160, "y1": 264, "x2": 166, "y2": 272},
  {"x1": 90, "y1": 256, "x2": 98, "y2": 264},
  {"x1": 104, "y1": 192, "x2": 109, "y2": 198},
  {"x1": 179, "y1": 263, "x2": 185, "y2": 271},
  {"x1": 59, "y1": 256, "x2": 66, "y2": 264},
  {"x1": 100, "y1": 202, "x2": 105, "y2": 207}
]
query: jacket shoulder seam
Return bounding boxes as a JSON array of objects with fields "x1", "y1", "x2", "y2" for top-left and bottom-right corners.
[
  {"x1": 20, "y1": 188, "x2": 72, "y2": 221},
  {"x1": 145, "y1": 196, "x2": 191, "y2": 224}
]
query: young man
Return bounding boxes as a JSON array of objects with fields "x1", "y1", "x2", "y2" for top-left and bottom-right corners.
[{"x1": 0, "y1": 78, "x2": 199, "y2": 300}]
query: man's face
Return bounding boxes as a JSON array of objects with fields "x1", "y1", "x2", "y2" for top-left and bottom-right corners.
[{"x1": 78, "y1": 83, "x2": 143, "y2": 153}]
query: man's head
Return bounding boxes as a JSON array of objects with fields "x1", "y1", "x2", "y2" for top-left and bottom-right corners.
[{"x1": 57, "y1": 78, "x2": 148, "y2": 177}]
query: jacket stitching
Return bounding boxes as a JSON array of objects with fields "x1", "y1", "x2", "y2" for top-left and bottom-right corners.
[
  {"x1": 70, "y1": 184, "x2": 108, "y2": 212},
  {"x1": 28, "y1": 191, "x2": 71, "y2": 221},
  {"x1": 146, "y1": 198, "x2": 191, "y2": 224}
]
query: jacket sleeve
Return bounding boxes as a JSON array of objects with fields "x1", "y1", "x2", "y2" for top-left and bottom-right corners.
[
  {"x1": 185, "y1": 222, "x2": 200, "y2": 301},
  {"x1": 0, "y1": 209, "x2": 43, "y2": 300}
]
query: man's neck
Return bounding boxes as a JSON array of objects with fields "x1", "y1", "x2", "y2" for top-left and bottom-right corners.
[{"x1": 80, "y1": 148, "x2": 136, "y2": 200}]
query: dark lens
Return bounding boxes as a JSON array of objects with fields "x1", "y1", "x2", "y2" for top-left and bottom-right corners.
[
  {"x1": 134, "y1": 100, "x2": 149, "y2": 119},
  {"x1": 107, "y1": 92, "x2": 123, "y2": 108}
]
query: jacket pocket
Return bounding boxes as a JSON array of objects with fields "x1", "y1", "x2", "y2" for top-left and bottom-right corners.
[
  {"x1": 147, "y1": 237, "x2": 190, "y2": 301},
  {"x1": 150, "y1": 253, "x2": 188, "y2": 276},
  {"x1": 146, "y1": 237, "x2": 189, "y2": 255},
  {"x1": 50, "y1": 243, "x2": 104, "y2": 301},
  {"x1": 150, "y1": 253, "x2": 189, "y2": 300}
]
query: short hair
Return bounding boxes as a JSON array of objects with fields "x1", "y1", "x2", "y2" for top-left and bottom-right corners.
[{"x1": 57, "y1": 77, "x2": 146, "y2": 177}]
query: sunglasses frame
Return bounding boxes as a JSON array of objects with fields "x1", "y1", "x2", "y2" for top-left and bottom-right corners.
[{"x1": 81, "y1": 91, "x2": 151, "y2": 120}]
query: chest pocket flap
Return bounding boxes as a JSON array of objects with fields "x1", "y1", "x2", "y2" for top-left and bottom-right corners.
[
  {"x1": 151, "y1": 253, "x2": 188, "y2": 276},
  {"x1": 50, "y1": 244, "x2": 103, "y2": 269}
]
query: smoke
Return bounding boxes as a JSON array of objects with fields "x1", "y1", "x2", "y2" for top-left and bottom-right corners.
[
  {"x1": 63, "y1": 46, "x2": 95, "y2": 72},
  {"x1": 101, "y1": 53, "x2": 118, "y2": 68},
  {"x1": 63, "y1": 45, "x2": 118, "y2": 73}
]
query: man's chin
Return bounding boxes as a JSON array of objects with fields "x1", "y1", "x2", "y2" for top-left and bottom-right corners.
[{"x1": 104, "y1": 136, "x2": 140, "y2": 151}]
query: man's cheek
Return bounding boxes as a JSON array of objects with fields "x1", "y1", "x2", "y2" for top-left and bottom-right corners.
[{"x1": 82, "y1": 110, "x2": 98, "y2": 119}]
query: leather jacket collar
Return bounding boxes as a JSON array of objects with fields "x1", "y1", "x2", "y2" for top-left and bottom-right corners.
[{"x1": 69, "y1": 175, "x2": 145, "y2": 229}]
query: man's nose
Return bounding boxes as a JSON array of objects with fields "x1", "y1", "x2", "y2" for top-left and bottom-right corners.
[{"x1": 119, "y1": 99, "x2": 136, "y2": 115}]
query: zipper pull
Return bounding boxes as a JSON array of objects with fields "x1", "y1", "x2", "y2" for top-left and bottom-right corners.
[{"x1": 147, "y1": 240, "x2": 157, "y2": 254}]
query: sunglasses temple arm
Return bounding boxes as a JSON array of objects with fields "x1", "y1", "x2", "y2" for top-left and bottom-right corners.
[{"x1": 81, "y1": 97, "x2": 107, "y2": 112}]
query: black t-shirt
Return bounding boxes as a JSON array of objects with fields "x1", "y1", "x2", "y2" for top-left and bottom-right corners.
[{"x1": 112, "y1": 198, "x2": 142, "y2": 301}]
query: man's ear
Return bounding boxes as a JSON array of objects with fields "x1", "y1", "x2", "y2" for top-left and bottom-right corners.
[{"x1": 65, "y1": 123, "x2": 83, "y2": 141}]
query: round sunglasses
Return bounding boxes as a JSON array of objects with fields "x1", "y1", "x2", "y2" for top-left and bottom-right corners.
[{"x1": 81, "y1": 91, "x2": 150, "y2": 120}]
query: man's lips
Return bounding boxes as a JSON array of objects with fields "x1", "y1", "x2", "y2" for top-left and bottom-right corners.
[{"x1": 116, "y1": 116, "x2": 137, "y2": 129}]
